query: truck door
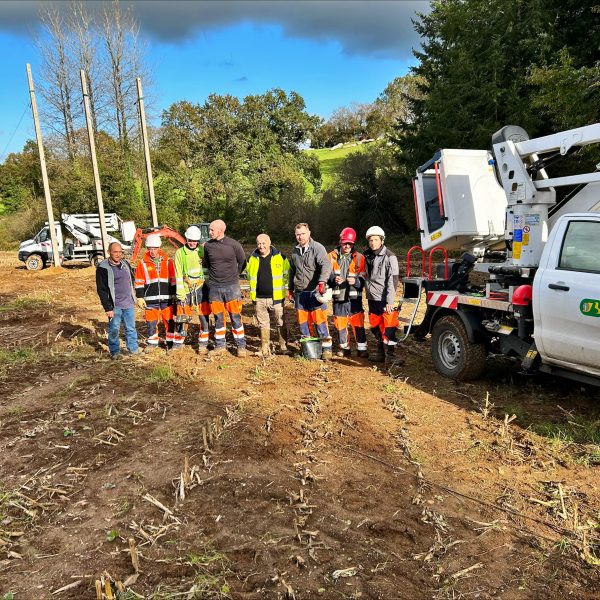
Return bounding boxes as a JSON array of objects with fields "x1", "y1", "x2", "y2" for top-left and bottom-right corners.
[
  {"x1": 534, "y1": 217, "x2": 600, "y2": 371},
  {"x1": 34, "y1": 226, "x2": 54, "y2": 261}
]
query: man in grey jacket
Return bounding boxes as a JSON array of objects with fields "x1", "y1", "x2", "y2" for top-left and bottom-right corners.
[
  {"x1": 96, "y1": 241, "x2": 140, "y2": 359},
  {"x1": 363, "y1": 226, "x2": 403, "y2": 366},
  {"x1": 288, "y1": 223, "x2": 333, "y2": 359}
]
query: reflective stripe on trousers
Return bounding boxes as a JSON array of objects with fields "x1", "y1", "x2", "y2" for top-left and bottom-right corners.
[
  {"x1": 209, "y1": 286, "x2": 246, "y2": 348},
  {"x1": 145, "y1": 305, "x2": 175, "y2": 346},
  {"x1": 175, "y1": 289, "x2": 210, "y2": 347},
  {"x1": 295, "y1": 291, "x2": 331, "y2": 347},
  {"x1": 368, "y1": 299, "x2": 398, "y2": 346},
  {"x1": 332, "y1": 300, "x2": 366, "y2": 350}
]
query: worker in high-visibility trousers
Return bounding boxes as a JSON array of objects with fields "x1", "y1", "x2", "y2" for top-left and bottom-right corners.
[
  {"x1": 363, "y1": 226, "x2": 404, "y2": 367},
  {"x1": 134, "y1": 234, "x2": 176, "y2": 352},
  {"x1": 288, "y1": 222, "x2": 333, "y2": 359},
  {"x1": 173, "y1": 226, "x2": 211, "y2": 354},
  {"x1": 203, "y1": 219, "x2": 247, "y2": 357},
  {"x1": 327, "y1": 227, "x2": 369, "y2": 358}
]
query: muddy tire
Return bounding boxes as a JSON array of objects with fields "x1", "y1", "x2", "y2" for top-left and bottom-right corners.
[
  {"x1": 25, "y1": 254, "x2": 45, "y2": 271},
  {"x1": 431, "y1": 315, "x2": 486, "y2": 381}
]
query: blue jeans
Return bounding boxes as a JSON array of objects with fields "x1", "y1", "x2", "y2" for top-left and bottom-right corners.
[{"x1": 108, "y1": 307, "x2": 138, "y2": 355}]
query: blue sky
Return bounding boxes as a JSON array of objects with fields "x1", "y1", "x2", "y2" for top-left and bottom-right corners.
[{"x1": 0, "y1": 1, "x2": 429, "y2": 162}]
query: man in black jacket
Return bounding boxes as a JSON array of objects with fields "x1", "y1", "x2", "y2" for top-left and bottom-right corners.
[{"x1": 96, "y1": 241, "x2": 139, "y2": 359}]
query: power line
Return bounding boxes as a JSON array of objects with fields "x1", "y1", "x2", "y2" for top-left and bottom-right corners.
[{"x1": 0, "y1": 102, "x2": 31, "y2": 163}]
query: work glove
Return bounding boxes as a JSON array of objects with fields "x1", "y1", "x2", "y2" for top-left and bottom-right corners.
[
  {"x1": 136, "y1": 298, "x2": 146, "y2": 310},
  {"x1": 287, "y1": 290, "x2": 294, "y2": 301},
  {"x1": 317, "y1": 282, "x2": 326, "y2": 295}
]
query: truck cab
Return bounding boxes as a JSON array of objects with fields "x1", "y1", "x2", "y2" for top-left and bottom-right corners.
[
  {"x1": 191, "y1": 222, "x2": 210, "y2": 243},
  {"x1": 18, "y1": 222, "x2": 63, "y2": 270},
  {"x1": 534, "y1": 213, "x2": 600, "y2": 380}
]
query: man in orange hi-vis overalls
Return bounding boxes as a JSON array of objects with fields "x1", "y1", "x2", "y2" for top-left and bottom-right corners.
[
  {"x1": 327, "y1": 227, "x2": 369, "y2": 358},
  {"x1": 134, "y1": 234, "x2": 176, "y2": 352}
]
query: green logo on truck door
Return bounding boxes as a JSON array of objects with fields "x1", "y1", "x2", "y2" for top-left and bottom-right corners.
[{"x1": 580, "y1": 299, "x2": 600, "y2": 317}]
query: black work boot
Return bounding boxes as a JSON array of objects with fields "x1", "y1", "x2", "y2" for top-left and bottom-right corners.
[
  {"x1": 369, "y1": 343, "x2": 385, "y2": 363},
  {"x1": 385, "y1": 346, "x2": 405, "y2": 368}
]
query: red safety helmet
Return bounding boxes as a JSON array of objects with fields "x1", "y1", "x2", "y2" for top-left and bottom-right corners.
[{"x1": 339, "y1": 227, "x2": 357, "y2": 245}]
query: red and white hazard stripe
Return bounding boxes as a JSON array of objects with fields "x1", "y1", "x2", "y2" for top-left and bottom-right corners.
[{"x1": 427, "y1": 291, "x2": 458, "y2": 309}]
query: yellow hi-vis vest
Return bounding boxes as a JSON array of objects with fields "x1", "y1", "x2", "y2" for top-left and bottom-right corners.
[
  {"x1": 246, "y1": 249, "x2": 289, "y2": 301},
  {"x1": 174, "y1": 245, "x2": 205, "y2": 301}
]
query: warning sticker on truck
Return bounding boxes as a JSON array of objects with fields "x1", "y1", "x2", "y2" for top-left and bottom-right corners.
[
  {"x1": 580, "y1": 299, "x2": 600, "y2": 317},
  {"x1": 513, "y1": 241, "x2": 522, "y2": 259}
]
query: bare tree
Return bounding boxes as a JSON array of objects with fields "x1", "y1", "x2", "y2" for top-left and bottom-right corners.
[
  {"x1": 100, "y1": 0, "x2": 148, "y2": 151},
  {"x1": 66, "y1": 1, "x2": 103, "y2": 134},
  {"x1": 36, "y1": 4, "x2": 77, "y2": 159},
  {"x1": 34, "y1": 0, "x2": 151, "y2": 157}
]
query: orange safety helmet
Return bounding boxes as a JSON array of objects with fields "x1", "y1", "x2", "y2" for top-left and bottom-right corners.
[{"x1": 339, "y1": 227, "x2": 357, "y2": 244}]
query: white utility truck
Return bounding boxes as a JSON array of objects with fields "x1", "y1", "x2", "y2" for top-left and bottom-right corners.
[
  {"x1": 405, "y1": 123, "x2": 600, "y2": 385},
  {"x1": 18, "y1": 213, "x2": 136, "y2": 270}
]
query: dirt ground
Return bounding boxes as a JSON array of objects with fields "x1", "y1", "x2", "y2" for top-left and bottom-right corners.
[{"x1": 0, "y1": 251, "x2": 599, "y2": 600}]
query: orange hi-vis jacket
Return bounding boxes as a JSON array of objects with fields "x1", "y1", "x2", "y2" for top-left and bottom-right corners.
[
  {"x1": 327, "y1": 248, "x2": 367, "y2": 302},
  {"x1": 134, "y1": 250, "x2": 176, "y2": 306}
]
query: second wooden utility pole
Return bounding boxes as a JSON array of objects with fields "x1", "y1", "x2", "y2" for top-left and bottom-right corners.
[
  {"x1": 26, "y1": 64, "x2": 61, "y2": 269},
  {"x1": 80, "y1": 70, "x2": 109, "y2": 257},
  {"x1": 136, "y1": 77, "x2": 158, "y2": 228}
]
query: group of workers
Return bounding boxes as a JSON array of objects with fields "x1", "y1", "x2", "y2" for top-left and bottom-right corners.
[{"x1": 95, "y1": 219, "x2": 403, "y2": 366}]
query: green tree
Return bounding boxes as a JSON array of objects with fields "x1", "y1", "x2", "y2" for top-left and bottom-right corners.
[
  {"x1": 315, "y1": 142, "x2": 413, "y2": 241},
  {"x1": 157, "y1": 89, "x2": 321, "y2": 239},
  {"x1": 367, "y1": 74, "x2": 425, "y2": 139},
  {"x1": 402, "y1": 0, "x2": 600, "y2": 169},
  {"x1": 529, "y1": 48, "x2": 600, "y2": 130},
  {"x1": 0, "y1": 142, "x2": 43, "y2": 214}
]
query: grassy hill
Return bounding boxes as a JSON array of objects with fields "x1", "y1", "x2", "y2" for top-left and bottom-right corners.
[{"x1": 306, "y1": 141, "x2": 371, "y2": 189}]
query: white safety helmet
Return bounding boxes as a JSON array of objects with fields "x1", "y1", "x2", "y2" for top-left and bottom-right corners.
[
  {"x1": 365, "y1": 225, "x2": 385, "y2": 240},
  {"x1": 314, "y1": 286, "x2": 333, "y2": 304},
  {"x1": 145, "y1": 233, "x2": 162, "y2": 248},
  {"x1": 185, "y1": 225, "x2": 201, "y2": 241}
]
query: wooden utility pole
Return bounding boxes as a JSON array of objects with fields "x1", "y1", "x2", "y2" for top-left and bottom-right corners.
[
  {"x1": 80, "y1": 70, "x2": 109, "y2": 257},
  {"x1": 136, "y1": 77, "x2": 158, "y2": 227},
  {"x1": 26, "y1": 64, "x2": 61, "y2": 268}
]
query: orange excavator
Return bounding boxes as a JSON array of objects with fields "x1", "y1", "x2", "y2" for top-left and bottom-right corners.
[{"x1": 130, "y1": 225, "x2": 186, "y2": 262}]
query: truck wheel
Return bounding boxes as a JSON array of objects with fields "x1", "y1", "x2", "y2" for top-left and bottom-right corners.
[
  {"x1": 25, "y1": 254, "x2": 44, "y2": 271},
  {"x1": 431, "y1": 315, "x2": 486, "y2": 381}
]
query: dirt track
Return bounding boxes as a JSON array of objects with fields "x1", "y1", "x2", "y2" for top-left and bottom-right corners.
[{"x1": 0, "y1": 252, "x2": 599, "y2": 599}]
